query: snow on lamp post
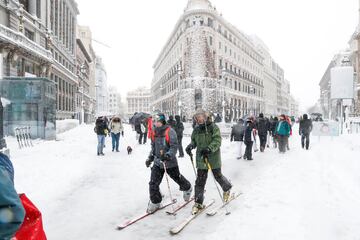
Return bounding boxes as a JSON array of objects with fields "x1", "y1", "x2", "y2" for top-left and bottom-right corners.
[
  {"x1": 177, "y1": 67, "x2": 183, "y2": 116},
  {"x1": 0, "y1": 97, "x2": 6, "y2": 152},
  {"x1": 220, "y1": 67, "x2": 227, "y2": 123}
]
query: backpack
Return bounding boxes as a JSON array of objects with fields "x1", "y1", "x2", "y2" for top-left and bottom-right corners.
[{"x1": 151, "y1": 127, "x2": 171, "y2": 144}]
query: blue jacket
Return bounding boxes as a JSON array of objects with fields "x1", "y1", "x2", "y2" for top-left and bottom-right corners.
[
  {"x1": 0, "y1": 153, "x2": 25, "y2": 240},
  {"x1": 275, "y1": 120, "x2": 291, "y2": 136}
]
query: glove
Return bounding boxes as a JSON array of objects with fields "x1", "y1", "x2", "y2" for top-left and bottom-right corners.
[
  {"x1": 122, "y1": 131, "x2": 124, "y2": 137},
  {"x1": 145, "y1": 155, "x2": 154, "y2": 168},
  {"x1": 200, "y1": 148, "x2": 211, "y2": 158},
  {"x1": 186, "y1": 144, "x2": 194, "y2": 156},
  {"x1": 161, "y1": 153, "x2": 171, "y2": 162}
]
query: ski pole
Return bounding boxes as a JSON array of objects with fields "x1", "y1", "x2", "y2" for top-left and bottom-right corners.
[
  {"x1": 161, "y1": 151, "x2": 176, "y2": 213},
  {"x1": 204, "y1": 157, "x2": 230, "y2": 215},
  {"x1": 189, "y1": 155, "x2": 197, "y2": 177}
]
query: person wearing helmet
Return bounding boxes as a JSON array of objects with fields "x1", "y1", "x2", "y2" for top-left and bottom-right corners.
[
  {"x1": 145, "y1": 113, "x2": 192, "y2": 213},
  {"x1": 185, "y1": 109, "x2": 232, "y2": 215}
]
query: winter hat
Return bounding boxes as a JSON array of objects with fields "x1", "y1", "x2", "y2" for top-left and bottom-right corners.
[
  {"x1": 175, "y1": 115, "x2": 181, "y2": 122},
  {"x1": 155, "y1": 113, "x2": 167, "y2": 125},
  {"x1": 259, "y1": 113, "x2": 264, "y2": 118},
  {"x1": 303, "y1": 114, "x2": 308, "y2": 120}
]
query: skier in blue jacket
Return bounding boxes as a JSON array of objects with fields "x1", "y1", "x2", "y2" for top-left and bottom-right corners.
[{"x1": 0, "y1": 153, "x2": 25, "y2": 239}]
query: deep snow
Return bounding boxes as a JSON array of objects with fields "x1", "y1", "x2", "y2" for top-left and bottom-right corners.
[{"x1": 6, "y1": 124, "x2": 360, "y2": 240}]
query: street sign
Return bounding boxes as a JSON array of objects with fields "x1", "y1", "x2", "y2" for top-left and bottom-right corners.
[{"x1": 330, "y1": 66, "x2": 354, "y2": 100}]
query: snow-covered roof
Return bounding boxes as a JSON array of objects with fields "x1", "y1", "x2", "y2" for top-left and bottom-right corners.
[{"x1": 185, "y1": 0, "x2": 213, "y2": 12}]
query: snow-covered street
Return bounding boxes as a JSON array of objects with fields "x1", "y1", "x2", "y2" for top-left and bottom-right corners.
[{"x1": 6, "y1": 124, "x2": 360, "y2": 240}]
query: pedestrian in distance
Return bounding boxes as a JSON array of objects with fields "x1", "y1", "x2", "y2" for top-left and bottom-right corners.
[
  {"x1": 299, "y1": 114, "x2": 313, "y2": 150},
  {"x1": 256, "y1": 113, "x2": 270, "y2": 152},
  {"x1": 275, "y1": 115, "x2": 291, "y2": 154},
  {"x1": 243, "y1": 118, "x2": 255, "y2": 161},
  {"x1": 145, "y1": 113, "x2": 192, "y2": 214},
  {"x1": 110, "y1": 117, "x2": 124, "y2": 152},
  {"x1": 185, "y1": 109, "x2": 232, "y2": 215},
  {"x1": 231, "y1": 119, "x2": 246, "y2": 160},
  {"x1": 174, "y1": 115, "x2": 185, "y2": 158},
  {"x1": 271, "y1": 117, "x2": 279, "y2": 148},
  {"x1": 94, "y1": 116, "x2": 110, "y2": 156}
]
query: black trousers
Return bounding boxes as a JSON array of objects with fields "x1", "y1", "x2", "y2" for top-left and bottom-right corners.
[
  {"x1": 178, "y1": 136, "x2": 184, "y2": 157},
  {"x1": 195, "y1": 168, "x2": 232, "y2": 204},
  {"x1": 301, "y1": 133, "x2": 310, "y2": 149},
  {"x1": 244, "y1": 141, "x2": 253, "y2": 159},
  {"x1": 149, "y1": 165, "x2": 191, "y2": 204},
  {"x1": 259, "y1": 134, "x2": 267, "y2": 149},
  {"x1": 138, "y1": 132, "x2": 147, "y2": 144},
  {"x1": 278, "y1": 136, "x2": 289, "y2": 153}
]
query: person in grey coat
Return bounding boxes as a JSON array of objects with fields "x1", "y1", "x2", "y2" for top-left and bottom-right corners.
[
  {"x1": 0, "y1": 153, "x2": 25, "y2": 239},
  {"x1": 145, "y1": 113, "x2": 192, "y2": 213},
  {"x1": 231, "y1": 119, "x2": 246, "y2": 159}
]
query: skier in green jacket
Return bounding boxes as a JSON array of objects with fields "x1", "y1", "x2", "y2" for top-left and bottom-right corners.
[{"x1": 186, "y1": 109, "x2": 232, "y2": 214}]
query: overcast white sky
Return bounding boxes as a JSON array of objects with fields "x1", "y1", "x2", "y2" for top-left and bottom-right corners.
[{"x1": 76, "y1": 0, "x2": 358, "y2": 111}]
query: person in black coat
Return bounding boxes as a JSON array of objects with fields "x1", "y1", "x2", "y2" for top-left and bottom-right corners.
[
  {"x1": 231, "y1": 119, "x2": 246, "y2": 159},
  {"x1": 270, "y1": 117, "x2": 279, "y2": 148},
  {"x1": 242, "y1": 119, "x2": 255, "y2": 160},
  {"x1": 174, "y1": 115, "x2": 185, "y2": 157},
  {"x1": 167, "y1": 116, "x2": 176, "y2": 129},
  {"x1": 299, "y1": 114, "x2": 313, "y2": 150},
  {"x1": 95, "y1": 117, "x2": 110, "y2": 156},
  {"x1": 256, "y1": 113, "x2": 270, "y2": 152}
]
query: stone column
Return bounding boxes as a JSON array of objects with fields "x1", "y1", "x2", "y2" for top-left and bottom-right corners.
[{"x1": 28, "y1": 0, "x2": 37, "y2": 16}]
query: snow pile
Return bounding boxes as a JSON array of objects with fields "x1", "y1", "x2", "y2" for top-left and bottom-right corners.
[
  {"x1": 56, "y1": 119, "x2": 80, "y2": 134},
  {"x1": 6, "y1": 124, "x2": 360, "y2": 240},
  {"x1": 1, "y1": 97, "x2": 11, "y2": 106}
]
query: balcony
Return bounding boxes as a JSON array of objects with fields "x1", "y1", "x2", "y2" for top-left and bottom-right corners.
[{"x1": 0, "y1": 24, "x2": 52, "y2": 62}]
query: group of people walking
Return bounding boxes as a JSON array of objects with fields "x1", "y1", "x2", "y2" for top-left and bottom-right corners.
[{"x1": 230, "y1": 113, "x2": 314, "y2": 160}]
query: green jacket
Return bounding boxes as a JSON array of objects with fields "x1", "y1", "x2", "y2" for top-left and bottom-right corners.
[{"x1": 191, "y1": 122, "x2": 222, "y2": 170}]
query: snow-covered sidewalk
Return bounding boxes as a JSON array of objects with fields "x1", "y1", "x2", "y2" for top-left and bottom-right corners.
[{"x1": 6, "y1": 124, "x2": 360, "y2": 240}]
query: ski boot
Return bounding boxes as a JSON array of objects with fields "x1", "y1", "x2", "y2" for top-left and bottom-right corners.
[
  {"x1": 223, "y1": 190, "x2": 231, "y2": 203},
  {"x1": 183, "y1": 186, "x2": 193, "y2": 202},
  {"x1": 147, "y1": 201, "x2": 161, "y2": 214},
  {"x1": 192, "y1": 203, "x2": 204, "y2": 215}
]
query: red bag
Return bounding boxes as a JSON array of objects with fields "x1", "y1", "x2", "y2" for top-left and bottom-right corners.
[{"x1": 14, "y1": 194, "x2": 47, "y2": 240}]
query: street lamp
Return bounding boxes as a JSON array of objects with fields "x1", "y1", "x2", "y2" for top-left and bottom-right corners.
[
  {"x1": 220, "y1": 67, "x2": 227, "y2": 123},
  {"x1": 0, "y1": 98, "x2": 7, "y2": 152},
  {"x1": 177, "y1": 67, "x2": 183, "y2": 116}
]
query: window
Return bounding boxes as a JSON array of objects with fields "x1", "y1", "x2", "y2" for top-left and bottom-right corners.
[
  {"x1": 209, "y1": 36, "x2": 213, "y2": 46},
  {"x1": 24, "y1": 29, "x2": 34, "y2": 41},
  {"x1": 208, "y1": 18, "x2": 214, "y2": 28},
  {"x1": 219, "y1": 42, "x2": 222, "y2": 50},
  {"x1": 36, "y1": 0, "x2": 41, "y2": 18}
]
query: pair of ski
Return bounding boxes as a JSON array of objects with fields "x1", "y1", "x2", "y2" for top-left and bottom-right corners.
[
  {"x1": 117, "y1": 197, "x2": 194, "y2": 230},
  {"x1": 117, "y1": 192, "x2": 241, "y2": 234},
  {"x1": 169, "y1": 192, "x2": 242, "y2": 235}
]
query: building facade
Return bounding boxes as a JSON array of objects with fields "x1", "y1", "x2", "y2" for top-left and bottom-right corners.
[
  {"x1": 319, "y1": 51, "x2": 352, "y2": 119},
  {"x1": 108, "y1": 86, "x2": 124, "y2": 117},
  {"x1": 349, "y1": 0, "x2": 360, "y2": 115},
  {"x1": 75, "y1": 35, "x2": 93, "y2": 123},
  {"x1": 151, "y1": 0, "x2": 293, "y2": 121},
  {"x1": 126, "y1": 87, "x2": 151, "y2": 116},
  {"x1": 95, "y1": 56, "x2": 108, "y2": 115}
]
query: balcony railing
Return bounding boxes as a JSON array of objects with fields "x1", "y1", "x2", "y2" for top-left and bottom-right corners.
[{"x1": 0, "y1": 24, "x2": 52, "y2": 61}]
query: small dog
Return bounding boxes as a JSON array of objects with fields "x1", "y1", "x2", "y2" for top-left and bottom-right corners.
[{"x1": 127, "y1": 146, "x2": 133, "y2": 155}]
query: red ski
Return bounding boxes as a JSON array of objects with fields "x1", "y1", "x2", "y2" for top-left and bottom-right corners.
[
  {"x1": 117, "y1": 199, "x2": 176, "y2": 230},
  {"x1": 166, "y1": 197, "x2": 195, "y2": 215}
]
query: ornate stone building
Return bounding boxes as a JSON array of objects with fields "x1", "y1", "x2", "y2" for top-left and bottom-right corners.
[{"x1": 152, "y1": 0, "x2": 293, "y2": 120}]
